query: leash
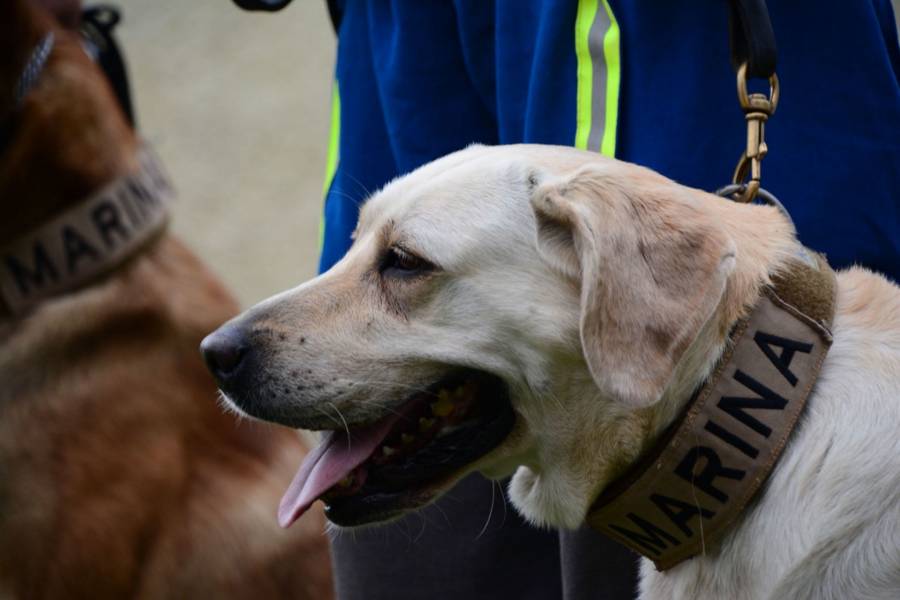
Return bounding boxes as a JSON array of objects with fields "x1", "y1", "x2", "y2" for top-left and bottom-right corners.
[
  {"x1": 727, "y1": 0, "x2": 777, "y2": 79},
  {"x1": 718, "y1": 0, "x2": 779, "y2": 205},
  {"x1": 230, "y1": 0, "x2": 343, "y2": 31},
  {"x1": 716, "y1": 3, "x2": 816, "y2": 268},
  {"x1": 80, "y1": 5, "x2": 136, "y2": 127}
]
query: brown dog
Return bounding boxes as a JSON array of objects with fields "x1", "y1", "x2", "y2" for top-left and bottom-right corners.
[{"x1": 0, "y1": 2, "x2": 332, "y2": 598}]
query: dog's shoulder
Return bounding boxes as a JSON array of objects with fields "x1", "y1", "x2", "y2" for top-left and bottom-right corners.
[{"x1": 834, "y1": 266, "x2": 900, "y2": 346}]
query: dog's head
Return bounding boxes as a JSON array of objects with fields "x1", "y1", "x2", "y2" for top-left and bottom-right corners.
[
  {"x1": 0, "y1": 0, "x2": 136, "y2": 244},
  {"x1": 203, "y1": 144, "x2": 790, "y2": 529}
]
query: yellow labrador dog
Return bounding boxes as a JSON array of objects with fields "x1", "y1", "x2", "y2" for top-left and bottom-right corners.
[{"x1": 204, "y1": 145, "x2": 900, "y2": 599}]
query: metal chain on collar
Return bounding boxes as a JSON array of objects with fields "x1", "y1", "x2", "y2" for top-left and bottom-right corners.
[
  {"x1": 716, "y1": 183, "x2": 817, "y2": 268},
  {"x1": 716, "y1": 183, "x2": 791, "y2": 226},
  {"x1": 13, "y1": 32, "x2": 55, "y2": 108},
  {"x1": 729, "y1": 63, "x2": 779, "y2": 203}
]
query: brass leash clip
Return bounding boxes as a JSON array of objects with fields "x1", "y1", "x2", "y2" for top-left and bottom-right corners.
[{"x1": 731, "y1": 62, "x2": 779, "y2": 203}]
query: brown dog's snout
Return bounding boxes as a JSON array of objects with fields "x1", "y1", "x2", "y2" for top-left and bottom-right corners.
[{"x1": 201, "y1": 324, "x2": 250, "y2": 389}]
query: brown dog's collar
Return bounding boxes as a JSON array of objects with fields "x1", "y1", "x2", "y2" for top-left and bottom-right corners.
[
  {"x1": 585, "y1": 252, "x2": 836, "y2": 571},
  {"x1": 0, "y1": 145, "x2": 173, "y2": 317}
]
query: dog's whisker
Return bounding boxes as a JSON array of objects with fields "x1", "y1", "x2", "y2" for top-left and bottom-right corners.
[
  {"x1": 326, "y1": 401, "x2": 352, "y2": 452},
  {"x1": 540, "y1": 387, "x2": 566, "y2": 414},
  {"x1": 495, "y1": 480, "x2": 509, "y2": 529},
  {"x1": 314, "y1": 405, "x2": 343, "y2": 429},
  {"x1": 475, "y1": 478, "x2": 497, "y2": 540},
  {"x1": 352, "y1": 378, "x2": 440, "y2": 396},
  {"x1": 413, "y1": 511, "x2": 430, "y2": 543},
  {"x1": 430, "y1": 498, "x2": 452, "y2": 528},
  {"x1": 343, "y1": 172, "x2": 374, "y2": 200},
  {"x1": 397, "y1": 515, "x2": 413, "y2": 546},
  {"x1": 352, "y1": 397, "x2": 409, "y2": 420},
  {"x1": 326, "y1": 189, "x2": 367, "y2": 205},
  {"x1": 324, "y1": 521, "x2": 338, "y2": 536},
  {"x1": 216, "y1": 390, "x2": 250, "y2": 424}
]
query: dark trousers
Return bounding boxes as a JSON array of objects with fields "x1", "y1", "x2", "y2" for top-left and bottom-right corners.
[{"x1": 330, "y1": 474, "x2": 638, "y2": 599}]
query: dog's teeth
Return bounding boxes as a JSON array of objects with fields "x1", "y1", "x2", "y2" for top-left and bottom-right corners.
[
  {"x1": 381, "y1": 446, "x2": 397, "y2": 457},
  {"x1": 436, "y1": 424, "x2": 460, "y2": 439},
  {"x1": 431, "y1": 392, "x2": 455, "y2": 417},
  {"x1": 401, "y1": 433, "x2": 416, "y2": 445},
  {"x1": 419, "y1": 417, "x2": 436, "y2": 432}
]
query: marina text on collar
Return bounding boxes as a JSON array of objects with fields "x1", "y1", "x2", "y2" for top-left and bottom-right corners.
[
  {"x1": 586, "y1": 255, "x2": 836, "y2": 570},
  {"x1": 0, "y1": 146, "x2": 173, "y2": 317}
]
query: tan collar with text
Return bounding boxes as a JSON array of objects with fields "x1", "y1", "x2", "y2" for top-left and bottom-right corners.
[
  {"x1": 0, "y1": 145, "x2": 173, "y2": 317},
  {"x1": 586, "y1": 253, "x2": 836, "y2": 571}
]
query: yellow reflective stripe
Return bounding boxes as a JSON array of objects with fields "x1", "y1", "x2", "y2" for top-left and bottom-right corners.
[
  {"x1": 574, "y1": 0, "x2": 620, "y2": 157},
  {"x1": 599, "y1": 0, "x2": 620, "y2": 157},
  {"x1": 574, "y1": 0, "x2": 598, "y2": 151},
  {"x1": 319, "y1": 80, "x2": 341, "y2": 251}
]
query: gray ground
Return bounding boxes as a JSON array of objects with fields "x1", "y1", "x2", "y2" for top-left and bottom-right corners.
[{"x1": 115, "y1": 0, "x2": 335, "y2": 308}]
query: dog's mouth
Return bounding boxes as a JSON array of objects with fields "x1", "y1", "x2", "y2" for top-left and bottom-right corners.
[{"x1": 278, "y1": 369, "x2": 515, "y2": 528}]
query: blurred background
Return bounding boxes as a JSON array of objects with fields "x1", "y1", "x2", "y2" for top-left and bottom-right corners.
[{"x1": 115, "y1": 0, "x2": 335, "y2": 307}]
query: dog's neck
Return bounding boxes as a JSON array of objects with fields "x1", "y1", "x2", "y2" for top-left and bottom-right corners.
[{"x1": 0, "y1": 144, "x2": 173, "y2": 317}]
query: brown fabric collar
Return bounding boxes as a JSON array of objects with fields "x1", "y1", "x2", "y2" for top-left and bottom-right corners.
[
  {"x1": 0, "y1": 145, "x2": 173, "y2": 317},
  {"x1": 586, "y1": 252, "x2": 836, "y2": 571}
]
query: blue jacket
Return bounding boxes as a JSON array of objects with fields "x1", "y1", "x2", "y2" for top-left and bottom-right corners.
[{"x1": 320, "y1": 0, "x2": 900, "y2": 279}]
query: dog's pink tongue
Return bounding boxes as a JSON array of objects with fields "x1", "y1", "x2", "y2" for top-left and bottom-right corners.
[{"x1": 278, "y1": 418, "x2": 395, "y2": 528}]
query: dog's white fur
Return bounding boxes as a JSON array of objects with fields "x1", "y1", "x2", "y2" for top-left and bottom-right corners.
[{"x1": 238, "y1": 145, "x2": 900, "y2": 599}]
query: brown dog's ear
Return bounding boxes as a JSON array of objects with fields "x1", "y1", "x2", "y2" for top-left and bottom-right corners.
[{"x1": 531, "y1": 166, "x2": 735, "y2": 408}]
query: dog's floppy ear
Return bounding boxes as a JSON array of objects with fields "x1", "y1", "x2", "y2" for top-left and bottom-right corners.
[{"x1": 531, "y1": 166, "x2": 735, "y2": 408}]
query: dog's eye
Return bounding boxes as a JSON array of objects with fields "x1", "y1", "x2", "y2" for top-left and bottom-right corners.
[{"x1": 381, "y1": 246, "x2": 433, "y2": 278}]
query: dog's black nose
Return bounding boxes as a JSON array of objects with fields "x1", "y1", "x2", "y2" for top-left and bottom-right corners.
[{"x1": 200, "y1": 325, "x2": 248, "y2": 385}]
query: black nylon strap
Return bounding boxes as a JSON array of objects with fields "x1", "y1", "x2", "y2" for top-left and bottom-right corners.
[
  {"x1": 81, "y1": 6, "x2": 136, "y2": 127},
  {"x1": 231, "y1": 0, "x2": 294, "y2": 12},
  {"x1": 728, "y1": 0, "x2": 777, "y2": 79},
  {"x1": 326, "y1": 0, "x2": 343, "y2": 31},
  {"x1": 230, "y1": 0, "x2": 343, "y2": 32}
]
